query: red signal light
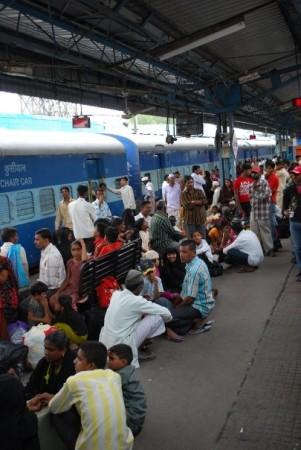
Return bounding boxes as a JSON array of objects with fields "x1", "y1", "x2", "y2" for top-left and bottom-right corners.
[
  {"x1": 292, "y1": 97, "x2": 301, "y2": 107},
  {"x1": 72, "y1": 115, "x2": 91, "y2": 128},
  {"x1": 249, "y1": 134, "x2": 256, "y2": 140}
]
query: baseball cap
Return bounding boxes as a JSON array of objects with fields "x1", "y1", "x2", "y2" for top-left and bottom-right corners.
[
  {"x1": 251, "y1": 166, "x2": 261, "y2": 173},
  {"x1": 139, "y1": 259, "x2": 155, "y2": 275}
]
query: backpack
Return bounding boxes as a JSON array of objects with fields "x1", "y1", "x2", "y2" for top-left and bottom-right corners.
[
  {"x1": 208, "y1": 261, "x2": 223, "y2": 277},
  {"x1": 96, "y1": 276, "x2": 120, "y2": 309}
]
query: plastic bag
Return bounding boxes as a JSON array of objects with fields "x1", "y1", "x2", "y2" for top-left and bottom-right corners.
[
  {"x1": 23, "y1": 324, "x2": 58, "y2": 368},
  {"x1": 7, "y1": 320, "x2": 29, "y2": 344}
]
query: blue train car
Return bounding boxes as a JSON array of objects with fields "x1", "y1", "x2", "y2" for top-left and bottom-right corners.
[{"x1": 0, "y1": 130, "x2": 127, "y2": 266}]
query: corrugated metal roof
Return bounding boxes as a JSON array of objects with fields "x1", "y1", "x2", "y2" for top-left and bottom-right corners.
[{"x1": 0, "y1": 0, "x2": 300, "y2": 130}]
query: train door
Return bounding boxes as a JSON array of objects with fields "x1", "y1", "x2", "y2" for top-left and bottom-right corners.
[{"x1": 85, "y1": 158, "x2": 104, "y2": 199}]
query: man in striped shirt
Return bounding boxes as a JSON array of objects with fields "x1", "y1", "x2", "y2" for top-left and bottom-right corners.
[
  {"x1": 42, "y1": 342, "x2": 133, "y2": 450},
  {"x1": 150, "y1": 200, "x2": 182, "y2": 256},
  {"x1": 249, "y1": 166, "x2": 274, "y2": 256},
  {"x1": 181, "y1": 176, "x2": 207, "y2": 238}
]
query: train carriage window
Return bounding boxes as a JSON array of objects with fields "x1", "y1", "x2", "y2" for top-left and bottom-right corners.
[
  {"x1": 0, "y1": 195, "x2": 10, "y2": 225},
  {"x1": 39, "y1": 188, "x2": 55, "y2": 215},
  {"x1": 16, "y1": 191, "x2": 35, "y2": 220}
]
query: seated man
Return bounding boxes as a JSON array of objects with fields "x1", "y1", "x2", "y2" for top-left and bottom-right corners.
[
  {"x1": 41, "y1": 341, "x2": 134, "y2": 450},
  {"x1": 100, "y1": 270, "x2": 173, "y2": 366},
  {"x1": 223, "y1": 226, "x2": 264, "y2": 272},
  {"x1": 27, "y1": 281, "x2": 53, "y2": 327},
  {"x1": 166, "y1": 240, "x2": 215, "y2": 335},
  {"x1": 25, "y1": 331, "x2": 75, "y2": 404}
]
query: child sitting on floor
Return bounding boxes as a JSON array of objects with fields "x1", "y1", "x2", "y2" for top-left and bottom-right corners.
[
  {"x1": 108, "y1": 344, "x2": 146, "y2": 436},
  {"x1": 192, "y1": 231, "x2": 214, "y2": 263}
]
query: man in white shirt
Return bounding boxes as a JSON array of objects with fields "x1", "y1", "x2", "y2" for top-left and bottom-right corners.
[
  {"x1": 164, "y1": 173, "x2": 182, "y2": 224},
  {"x1": 141, "y1": 176, "x2": 155, "y2": 213},
  {"x1": 55, "y1": 186, "x2": 74, "y2": 231},
  {"x1": 92, "y1": 185, "x2": 112, "y2": 220},
  {"x1": 100, "y1": 270, "x2": 172, "y2": 367},
  {"x1": 161, "y1": 174, "x2": 169, "y2": 200},
  {"x1": 223, "y1": 228, "x2": 264, "y2": 272},
  {"x1": 34, "y1": 228, "x2": 65, "y2": 291},
  {"x1": 135, "y1": 200, "x2": 152, "y2": 226},
  {"x1": 68, "y1": 185, "x2": 96, "y2": 253},
  {"x1": 107, "y1": 177, "x2": 136, "y2": 212},
  {"x1": 191, "y1": 165, "x2": 206, "y2": 195}
]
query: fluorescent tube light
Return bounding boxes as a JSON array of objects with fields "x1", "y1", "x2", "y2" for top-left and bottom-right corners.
[{"x1": 159, "y1": 20, "x2": 246, "y2": 61}]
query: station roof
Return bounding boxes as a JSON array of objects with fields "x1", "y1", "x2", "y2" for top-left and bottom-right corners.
[{"x1": 0, "y1": 0, "x2": 300, "y2": 132}]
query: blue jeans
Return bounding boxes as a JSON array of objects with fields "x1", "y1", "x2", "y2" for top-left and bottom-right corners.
[
  {"x1": 290, "y1": 221, "x2": 301, "y2": 270},
  {"x1": 269, "y1": 203, "x2": 277, "y2": 242},
  {"x1": 224, "y1": 248, "x2": 249, "y2": 266}
]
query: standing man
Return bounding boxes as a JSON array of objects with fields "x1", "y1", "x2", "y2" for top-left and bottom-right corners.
[
  {"x1": 181, "y1": 176, "x2": 207, "y2": 238},
  {"x1": 161, "y1": 174, "x2": 169, "y2": 200},
  {"x1": 141, "y1": 176, "x2": 155, "y2": 213},
  {"x1": 135, "y1": 200, "x2": 152, "y2": 226},
  {"x1": 107, "y1": 177, "x2": 136, "y2": 212},
  {"x1": 164, "y1": 173, "x2": 182, "y2": 224},
  {"x1": 265, "y1": 160, "x2": 280, "y2": 249},
  {"x1": 92, "y1": 184, "x2": 112, "y2": 220},
  {"x1": 233, "y1": 163, "x2": 254, "y2": 218},
  {"x1": 249, "y1": 166, "x2": 274, "y2": 256},
  {"x1": 283, "y1": 165, "x2": 301, "y2": 282},
  {"x1": 55, "y1": 186, "x2": 73, "y2": 231},
  {"x1": 34, "y1": 228, "x2": 65, "y2": 294},
  {"x1": 68, "y1": 185, "x2": 96, "y2": 253},
  {"x1": 276, "y1": 160, "x2": 290, "y2": 209},
  {"x1": 191, "y1": 165, "x2": 206, "y2": 195},
  {"x1": 150, "y1": 200, "x2": 182, "y2": 256}
]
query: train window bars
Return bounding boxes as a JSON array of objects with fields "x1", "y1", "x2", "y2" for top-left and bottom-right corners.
[
  {"x1": 39, "y1": 188, "x2": 56, "y2": 215},
  {"x1": 0, "y1": 195, "x2": 10, "y2": 225},
  {"x1": 16, "y1": 191, "x2": 35, "y2": 220}
]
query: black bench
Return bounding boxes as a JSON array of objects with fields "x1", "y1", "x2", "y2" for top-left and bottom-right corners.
[{"x1": 79, "y1": 239, "x2": 142, "y2": 299}]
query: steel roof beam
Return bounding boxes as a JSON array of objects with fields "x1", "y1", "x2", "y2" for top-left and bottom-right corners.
[{"x1": 0, "y1": 0, "x2": 209, "y2": 91}]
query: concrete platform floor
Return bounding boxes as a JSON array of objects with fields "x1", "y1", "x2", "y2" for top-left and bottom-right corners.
[{"x1": 134, "y1": 242, "x2": 300, "y2": 450}]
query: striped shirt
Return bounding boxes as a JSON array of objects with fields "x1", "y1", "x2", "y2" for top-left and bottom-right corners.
[
  {"x1": 181, "y1": 256, "x2": 215, "y2": 317},
  {"x1": 181, "y1": 189, "x2": 206, "y2": 225},
  {"x1": 49, "y1": 369, "x2": 133, "y2": 450},
  {"x1": 150, "y1": 211, "x2": 179, "y2": 252},
  {"x1": 249, "y1": 179, "x2": 271, "y2": 220}
]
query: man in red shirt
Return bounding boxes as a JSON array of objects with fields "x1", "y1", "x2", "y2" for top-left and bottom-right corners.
[
  {"x1": 233, "y1": 163, "x2": 254, "y2": 218},
  {"x1": 265, "y1": 160, "x2": 280, "y2": 249}
]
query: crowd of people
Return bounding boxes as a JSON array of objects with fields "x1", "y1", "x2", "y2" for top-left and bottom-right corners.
[{"x1": 0, "y1": 156, "x2": 301, "y2": 450}]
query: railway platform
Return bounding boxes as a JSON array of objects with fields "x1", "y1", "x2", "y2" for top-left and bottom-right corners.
[{"x1": 134, "y1": 241, "x2": 300, "y2": 450}]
